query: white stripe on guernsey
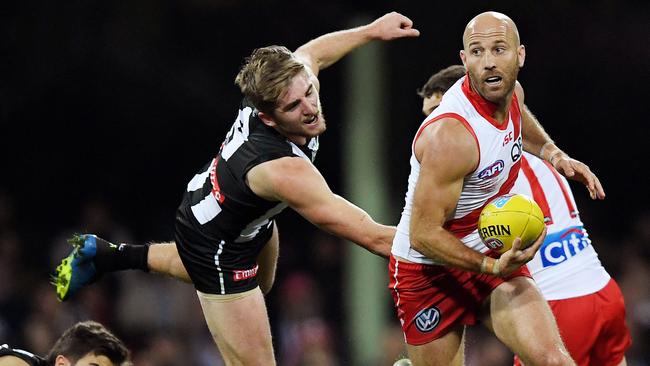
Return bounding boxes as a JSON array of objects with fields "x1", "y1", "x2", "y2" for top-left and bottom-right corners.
[
  {"x1": 191, "y1": 193, "x2": 222, "y2": 225},
  {"x1": 214, "y1": 240, "x2": 226, "y2": 295},
  {"x1": 222, "y1": 107, "x2": 252, "y2": 161},
  {"x1": 289, "y1": 141, "x2": 309, "y2": 159},
  {"x1": 235, "y1": 202, "x2": 287, "y2": 243},
  {"x1": 186, "y1": 160, "x2": 213, "y2": 192}
]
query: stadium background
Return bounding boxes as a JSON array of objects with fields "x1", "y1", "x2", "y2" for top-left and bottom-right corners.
[{"x1": 2, "y1": 0, "x2": 649, "y2": 364}]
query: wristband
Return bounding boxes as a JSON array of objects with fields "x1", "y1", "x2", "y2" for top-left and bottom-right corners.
[
  {"x1": 548, "y1": 150, "x2": 566, "y2": 167},
  {"x1": 539, "y1": 141, "x2": 554, "y2": 160},
  {"x1": 492, "y1": 258, "x2": 501, "y2": 276},
  {"x1": 480, "y1": 256, "x2": 489, "y2": 273}
]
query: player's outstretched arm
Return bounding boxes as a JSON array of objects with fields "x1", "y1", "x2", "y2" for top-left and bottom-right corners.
[
  {"x1": 246, "y1": 157, "x2": 394, "y2": 258},
  {"x1": 515, "y1": 83, "x2": 605, "y2": 200},
  {"x1": 294, "y1": 11, "x2": 419, "y2": 77}
]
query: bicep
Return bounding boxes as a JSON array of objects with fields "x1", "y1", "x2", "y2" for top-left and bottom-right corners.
[
  {"x1": 248, "y1": 157, "x2": 336, "y2": 221},
  {"x1": 411, "y1": 122, "x2": 477, "y2": 233},
  {"x1": 411, "y1": 149, "x2": 466, "y2": 231}
]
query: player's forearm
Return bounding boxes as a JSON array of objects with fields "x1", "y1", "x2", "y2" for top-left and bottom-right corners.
[
  {"x1": 295, "y1": 23, "x2": 376, "y2": 74},
  {"x1": 308, "y1": 195, "x2": 394, "y2": 258},
  {"x1": 521, "y1": 104, "x2": 567, "y2": 164},
  {"x1": 410, "y1": 226, "x2": 489, "y2": 273}
]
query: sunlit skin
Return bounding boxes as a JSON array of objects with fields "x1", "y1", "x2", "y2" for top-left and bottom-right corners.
[
  {"x1": 460, "y1": 12, "x2": 525, "y2": 122},
  {"x1": 258, "y1": 70, "x2": 326, "y2": 146},
  {"x1": 422, "y1": 91, "x2": 443, "y2": 116}
]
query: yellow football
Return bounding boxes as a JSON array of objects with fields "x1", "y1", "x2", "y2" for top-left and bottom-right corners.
[{"x1": 478, "y1": 193, "x2": 545, "y2": 255}]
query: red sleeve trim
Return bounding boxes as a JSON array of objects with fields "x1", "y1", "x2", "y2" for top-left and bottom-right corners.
[{"x1": 412, "y1": 113, "x2": 480, "y2": 172}]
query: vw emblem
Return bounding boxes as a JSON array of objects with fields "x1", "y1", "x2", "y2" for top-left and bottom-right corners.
[{"x1": 414, "y1": 306, "x2": 441, "y2": 333}]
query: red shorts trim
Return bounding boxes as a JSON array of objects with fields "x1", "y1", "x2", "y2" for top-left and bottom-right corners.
[
  {"x1": 514, "y1": 279, "x2": 632, "y2": 366},
  {"x1": 389, "y1": 255, "x2": 531, "y2": 345}
]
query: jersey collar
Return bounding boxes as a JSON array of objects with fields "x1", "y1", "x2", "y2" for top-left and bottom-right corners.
[{"x1": 461, "y1": 74, "x2": 511, "y2": 129}]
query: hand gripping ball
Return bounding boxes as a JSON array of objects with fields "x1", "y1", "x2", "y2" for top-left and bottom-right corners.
[{"x1": 478, "y1": 193, "x2": 545, "y2": 254}]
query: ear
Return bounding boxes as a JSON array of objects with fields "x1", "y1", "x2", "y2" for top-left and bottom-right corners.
[
  {"x1": 257, "y1": 111, "x2": 277, "y2": 127},
  {"x1": 517, "y1": 45, "x2": 526, "y2": 68},
  {"x1": 55, "y1": 355, "x2": 70, "y2": 366},
  {"x1": 459, "y1": 50, "x2": 467, "y2": 67}
]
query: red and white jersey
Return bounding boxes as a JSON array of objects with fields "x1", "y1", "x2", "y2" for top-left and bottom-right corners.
[
  {"x1": 512, "y1": 152, "x2": 610, "y2": 300},
  {"x1": 392, "y1": 76, "x2": 523, "y2": 264}
]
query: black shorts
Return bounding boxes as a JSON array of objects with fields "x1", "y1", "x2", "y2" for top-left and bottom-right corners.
[{"x1": 174, "y1": 211, "x2": 274, "y2": 295}]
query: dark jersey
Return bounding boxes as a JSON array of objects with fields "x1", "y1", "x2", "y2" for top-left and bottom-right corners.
[
  {"x1": 0, "y1": 345, "x2": 46, "y2": 366},
  {"x1": 179, "y1": 98, "x2": 319, "y2": 244},
  {"x1": 174, "y1": 99, "x2": 319, "y2": 294}
]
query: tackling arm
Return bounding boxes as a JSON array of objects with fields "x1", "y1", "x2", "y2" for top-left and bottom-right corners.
[
  {"x1": 246, "y1": 158, "x2": 394, "y2": 258},
  {"x1": 294, "y1": 11, "x2": 419, "y2": 77}
]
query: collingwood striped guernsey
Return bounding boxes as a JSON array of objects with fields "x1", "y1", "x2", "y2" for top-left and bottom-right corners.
[{"x1": 174, "y1": 98, "x2": 318, "y2": 294}]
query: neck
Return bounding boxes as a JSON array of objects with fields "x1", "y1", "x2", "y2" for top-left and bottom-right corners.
[
  {"x1": 284, "y1": 133, "x2": 307, "y2": 146},
  {"x1": 491, "y1": 93, "x2": 513, "y2": 125}
]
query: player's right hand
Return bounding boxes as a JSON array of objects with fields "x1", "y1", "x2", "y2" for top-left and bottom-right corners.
[
  {"x1": 497, "y1": 227, "x2": 546, "y2": 277},
  {"x1": 369, "y1": 12, "x2": 420, "y2": 40}
]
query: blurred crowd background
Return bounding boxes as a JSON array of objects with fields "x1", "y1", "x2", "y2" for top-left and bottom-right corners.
[{"x1": 2, "y1": 0, "x2": 648, "y2": 365}]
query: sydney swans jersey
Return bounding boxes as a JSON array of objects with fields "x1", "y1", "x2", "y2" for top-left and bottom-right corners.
[
  {"x1": 512, "y1": 152, "x2": 609, "y2": 300},
  {"x1": 180, "y1": 99, "x2": 319, "y2": 243},
  {"x1": 392, "y1": 76, "x2": 523, "y2": 264}
]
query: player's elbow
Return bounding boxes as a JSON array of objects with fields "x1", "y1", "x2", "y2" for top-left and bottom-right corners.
[
  {"x1": 409, "y1": 229, "x2": 430, "y2": 255},
  {"x1": 410, "y1": 225, "x2": 445, "y2": 259}
]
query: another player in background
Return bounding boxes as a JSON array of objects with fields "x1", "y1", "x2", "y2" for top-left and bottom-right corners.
[
  {"x1": 0, "y1": 321, "x2": 130, "y2": 366},
  {"x1": 53, "y1": 12, "x2": 419, "y2": 365},
  {"x1": 419, "y1": 65, "x2": 631, "y2": 365},
  {"x1": 390, "y1": 11, "x2": 604, "y2": 366}
]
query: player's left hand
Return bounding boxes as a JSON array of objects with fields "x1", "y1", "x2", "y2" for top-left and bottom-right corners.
[
  {"x1": 369, "y1": 12, "x2": 420, "y2": 40},
  {"x1": 554, "y1": 156, "x2": 605, "y2": 200},
  {"x1": 498, "y1": 227, "x2": 546, "y2": 277}
]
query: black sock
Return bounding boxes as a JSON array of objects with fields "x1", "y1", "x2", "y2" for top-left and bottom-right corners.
[{"x1": 94, "y1": 238, "x2": 150, "y2": 273}]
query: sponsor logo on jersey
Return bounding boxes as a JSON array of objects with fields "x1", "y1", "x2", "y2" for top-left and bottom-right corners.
[
  {"x1": 511, "y1": 136, "x2": 522, "y2": 162},
  {"x1": 540, "y1": 226, "x2": 591, "y2": 267},
  {"x1": 478, "y1": 160, "x2": 505, "y2": 179},
  {"x1": 233, "y1": 265, "x2": 259, "y2": 281},
  {"x1": 414, "y1": 306, "x2": 441, "y2": 333}
]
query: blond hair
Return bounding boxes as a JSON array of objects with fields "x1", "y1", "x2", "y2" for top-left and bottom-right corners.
[{"x1": 235, "y1": 45, "x2": 306, "y2": 115}]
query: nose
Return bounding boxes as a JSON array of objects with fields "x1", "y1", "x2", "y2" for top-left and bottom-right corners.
[
  {"x1": 303, "y1": 98, "x2": 318, "y2": 115},
  {"x1": 482, "y1": 52, "x2": 496, "y2": 70}
]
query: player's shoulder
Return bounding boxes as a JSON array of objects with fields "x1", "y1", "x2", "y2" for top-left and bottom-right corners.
[
  {"x1": 420, "y1": 116, "x2": 476, "y2": 148},
  {"x1": 415, "y1": 115, "x2": 478, "y2": 169},
  {"x1": 0, "y1": 345, "x2": 45, "y2": 366}
]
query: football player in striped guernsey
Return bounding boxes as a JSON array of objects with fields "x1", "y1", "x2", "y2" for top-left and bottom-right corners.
[
  {"x1": 389, "y1": 12, "x2": 603, "y2": 366},
  {"x1": 414, "y1": 65, "x2": 629, "y2": 365},
  {"x1": 53, "y1": 12, "x2": 419, "y2": 365}
]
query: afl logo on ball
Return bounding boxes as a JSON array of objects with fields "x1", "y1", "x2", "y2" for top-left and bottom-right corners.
[
  {"x1": 484, "y1": 238, "x2": 504, "y2": 250},
  {"x1": 414, "y1": 306, "x2": 441, "y2": 333}
]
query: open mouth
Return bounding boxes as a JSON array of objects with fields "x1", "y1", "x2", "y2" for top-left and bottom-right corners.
[
  {"x1": 485, "y1": 76, "x2": 503, "y2": 86},
  {"x1": 304, "y1": 115, "x2": 318, "y2": 125}
]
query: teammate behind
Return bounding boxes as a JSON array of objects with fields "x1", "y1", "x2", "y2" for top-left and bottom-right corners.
[
  {"x1": 53, "y1": 12, "x2": 419, "y2": 365},
  {"x1": 0, "y1": 321, "x2": 130, "y2": 366},
  {"x1": 419, "y1": 65, "x2": 631, "y2": 365},
  {"x1": 389, "y1": 11, "x2": 603, "y2": 366}
]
